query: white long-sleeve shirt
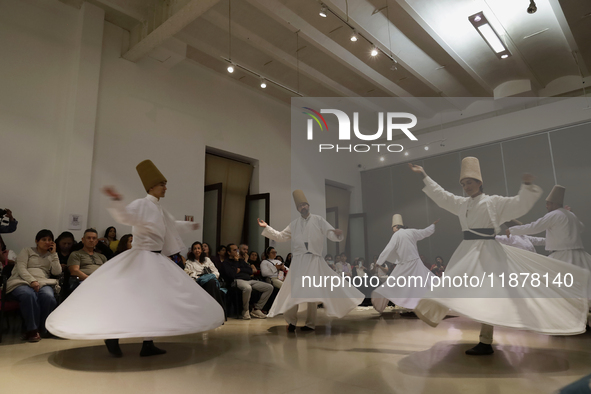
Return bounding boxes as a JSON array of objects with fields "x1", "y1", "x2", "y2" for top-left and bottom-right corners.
[
  {"x1": 377, "y1": 224, "x2": 435, "y2": 266},
  {"x1": 261, "y1": 214, "x2": 343, "y2": 257},
  {"x1": 261, "y1": 259, "x2": 282, "y2": 279},
  {"x1": 495, "y1": 234, "x2": 546, "y2": 253},
  {"x1": 184, "y1": 257, "x2": 219, "y2": 279},
  {"x1": 509, "y1": 208, "x2": 584, "y2": 251},
  {"x1": 108, "y1": 194, "x2": 197, "y2": 256}
]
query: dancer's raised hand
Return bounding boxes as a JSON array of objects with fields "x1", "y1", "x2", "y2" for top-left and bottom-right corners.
[
  {"x1": 102, "y1": 186, "x2": 122, "y2": 201},
  {"x1": 257, "y1": 218, "x2": 268, "y2": 228},
  {"x1": 408, "y1": 163, "x2": 426, "y2": 177},
  {"x1": 522, "y1": 173, "x2": 534, "y2": 185}
]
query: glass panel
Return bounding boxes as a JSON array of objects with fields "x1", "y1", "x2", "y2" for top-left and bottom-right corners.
[
  {"x1": 247, "y1": 198, "x2": 266, "y2": 256},
  {"x1": 326, "y1": 208, "x2": 338, "y2": 257},
  {"x1": 349, "y1": 216, "x2": 366, "y2": 261},
  {"x1": 203, "y1": 189, "x2": 219, "y2": 250}
]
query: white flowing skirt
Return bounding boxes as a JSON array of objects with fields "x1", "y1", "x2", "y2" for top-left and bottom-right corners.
[
  {"x1": 372, "y1": 258, "x2": 434, "y2": 311},
  {"x1": 550, "y1": 249, "x2": 591, "y2": 299},
  {"x1": 414, "y1": 240, "x2": 589, "y2": 335},
  {"x1": 46, "y1": 249, "x2": 225, "y2": 339},
  {"x1": 268, "y1": 254, "x2": 364, "y2": 319}
]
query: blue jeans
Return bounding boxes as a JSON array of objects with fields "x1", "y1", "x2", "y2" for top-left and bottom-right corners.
[{"x1": 10, "y1": 285, "x2": 57, "y2": 333}]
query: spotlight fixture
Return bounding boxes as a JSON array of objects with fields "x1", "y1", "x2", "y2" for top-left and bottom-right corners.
[
  {"x1": 260, "y1": 79, "x2": 267, "y2": 88},
  {"x1": 319, "y1": 4, "x2": 327, "y2": 17},
  {"x1": 227, "y1": 63, "x2": 235, "y2": 73},
  {"x1": 350, "y1": 31, "x2": 358, "y2": 42},
  {"x1": 424, "y1": 146, "x2": 429, "y2": 151},
  {"x1": 380, "y1": 157, "x2": 385, "y2": 162},
  {"x1": 404, "y1": 151, "x2": 409, "y2": 156},
  {"x1": 370, "y1": 47, "x2": 379, "y2": 57},
  {"x1": 469, "y1": 12, "x2": 511, "y2": 59},
  {"x1": 527, "y1": 0, "x2": 537, "y2": 14}
]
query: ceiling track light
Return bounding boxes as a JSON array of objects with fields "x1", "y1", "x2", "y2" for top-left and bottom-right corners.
[
  {"x1": 227, "y1": 62, "x2": 235, "y2": 73},
  {"x1": 468, "y1": 12, "x2": 511, "y2": 59},
  {"x1": 350, "y1": 31, "x2": 358, "y2": 42},
  {"x1": 527, "y1": 0, "x2": 537, "y2": 14},
  {"x1": 319, "y1": 4, "x2": 327, "y2": 17},
  {"x1": 370, "y1": 46, "x2": 379, "y2": 57},
  {"x1": 260, "y1": 78, "x2": 267, "y2": 88}
]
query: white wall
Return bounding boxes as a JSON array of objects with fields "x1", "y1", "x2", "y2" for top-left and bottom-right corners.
[{"x1": 1, "y1": 0, "x2": 293, "y2": 257}]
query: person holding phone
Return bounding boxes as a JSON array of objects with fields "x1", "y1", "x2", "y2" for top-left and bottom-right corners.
[
  {"x1": 5, "y1": 229, "x2": 61, "y2": 341},
  {"x1": 0, "y1": 208, "x2": 18, "y2": 233}
]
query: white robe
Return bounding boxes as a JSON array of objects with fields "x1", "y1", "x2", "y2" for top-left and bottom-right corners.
[
  {"x1": 372, "y1": 225, "x2": 436, "y2": 311},
  {"x1": 414, "y1": 177, "x2": 589, "y2": 335},
  {"x1": 510, "y1": 208, "x2": 591, "y2": 298},
  {"x1": 495, "y1": 234, "x2": 545, "y2": 253},
  {"x1": 262, "y1": 214, "x2": 364, "y2": 318},
  {"x1": 46, "y1": 194, "x2": 225, "y2": 339}
]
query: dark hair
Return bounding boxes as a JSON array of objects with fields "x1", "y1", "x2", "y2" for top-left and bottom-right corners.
[
  {"x1": 116, "y1": 234, "x2": 133, "y2": 254},
  {"x1": 227, "y1": 243, "x2": 237, "y2": 251},
  {"x1": 216, "y1": 244, "x2": 227, "y2": 255},
  {"x1": 325, "y1": 254, "x2": 333, "y2": 260},
  {"x1": 435, "y1": 255, "x2": 445, "y2": 266},
  {"x1": 202, "y1": 242, "x2": 211, "y2": 257},
  {"x1": 35, "y1": 229, "x2": 54, "y2": 242},
  {"x1": 248, "y1": 251, "x2": 260, "y2": 263},
  {"x1": 103, "y1": 226, "x2": 117, "y2": 240},
  {"x1": 265, "y1": 246, "x2": 275, "y2": 256},
  {"x1": 0, "y1": 234, "x2": 5, "y2": 252},
  {"x1": 188, "y1": 241, "x2": 205, "y2": 263},
  {"x1": 277, "y1": 255, "x2": 284, "y2": 263},
  {"x1": 84, "y1": 228, "x2": 98, "y2": 236},
  {"x1": 55, "y1": 231, "x2": 76, "y2": 255}
]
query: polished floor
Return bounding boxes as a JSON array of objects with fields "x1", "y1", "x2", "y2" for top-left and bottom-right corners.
[{"x1": 1, "y1": 307, "x2": 590, "y2": 394}]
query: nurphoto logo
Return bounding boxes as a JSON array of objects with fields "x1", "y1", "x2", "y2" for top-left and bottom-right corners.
[{"x1": 303, "y1": 108, "x2": 418, "y2": 153}]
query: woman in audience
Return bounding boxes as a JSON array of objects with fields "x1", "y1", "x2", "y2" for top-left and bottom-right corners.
[
  {"x1": 285, "y1": 253, "x2": 292, "y2": 268},
  {"x1": 185, "y1": 242, "x2": 225, "y2": 316},
  {"x1": 248, "y1": 251, "x2": 262, "y2": 280},
  {"x1": 202, "y1": 242, "x2": 211, "y2": 259},
  {"x1": 103, "y1": 226, "x2": 119, "y2": 253},
  {"x1": 115, "y1": 234, "x2": 133, "y2": 256},
  {"x1": 276, "y1": 255, "x2": 284, "y2": 263},
  {"x1": 211, "y1": 245, "x2": 227, "y2": 272},
  {"x1": 6, "y1": 229, "x2": 61, "y2": 341},
  {"x1": 260, "y1": 246, "x2": 287, "y2": 289},
  {"x1": 430, "y1": 255, "x2": 445, "y2": 277},
  {"x1": 55, "y1": 231, "x2": 76, "y2": 270}
]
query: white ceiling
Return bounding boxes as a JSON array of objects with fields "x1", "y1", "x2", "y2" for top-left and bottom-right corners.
[{"x1": 59, "y1": 0, "x2": 591, "y2": 103}]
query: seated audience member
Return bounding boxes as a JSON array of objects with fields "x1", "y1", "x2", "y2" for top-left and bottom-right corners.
[
  {"x1": 0, "y1": 234, "x2": 17, "y2": 267},
  {"x1": 248, "y1": 251, "x2": 262, "y2": 280},
  {"x1": 68, "y1": 229, "x2": 107, "y2": 288},
  {"x1": 55, "y1": 232, "x2": 76, "y2": 270},
  {"x1": 202, "y1": 242, "x2": 211, "y2": 259},
  {"x1": 212, "y1": 245, "x2": 227, "y2": 272},
  {"x1": 222, "y1": 243, "x2": 272, "y2": 320},
  {"x1": 6, "y1": 229, "x2": 61, "y2": 341},
  {"x1": 0, "y1": 208, "x2": 18, "y2": 233},
  {"x1": 324, "y1": 254, "x2": 336, "y2": 271},
  {"x1": 115, "y1": 234, "x2": 133, "y2": 256},
  {"x1": 336, "y1": 254, "x2": 352, "y2": 277},
  {"x1": 260, "y1": 246, "x2": 287, "y2": 289},
  {"x1": 430, "y1": 255, "x2": 446, "y2": 277},
  {"x1": 185, "y1": 242, "x2": 225, "y2": 313},
  {"x1": 169, "y1": 252, "x2": 186, "y2": 269},
  {"x1": 354, "y1": 258, "x2": 368, "y2": 277},
  {"x1": 102, "y1": 226, "x2": 119, "y2": 253},
  {"x1": 285, "y1": 253, "x2": 292, "y2": 268},
  {"x1": 276, "y1": 255, "x2": 284, "y2": 263},
  {"x1": 239, "y1": 244, "x2": 249, "y2": 263}
]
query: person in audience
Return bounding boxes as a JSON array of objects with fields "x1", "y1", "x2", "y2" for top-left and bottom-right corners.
[
  {"x1": 354, "y1": 258, "x2": 368, "y2": 277},
  {"x1": 67, "y1": 229, "x2": 107, "y2": 290},
  {"x1": 335, "y1": 253, "x2": 352, "y2": 277},
  {"x1": 430, "y1": 256, "x2": 446, "y2": 277},
  {"x1": 202, "y1": 242, "x2": 211, "y2": 259},
  {"x1": 0, "y1": 208, "x2": 18, "y2": 233},
  {"x1": 185, "y1": 242, "x2": 225, "y2": 314},
  {"x1": 261, "y1": 246, "x2": 287, "y2": 289},
  {"x1": 248, "y1": 251, "x2": 262, "y2": 280},
  {"x1": 276, "y1": 255, "x2": 284, "y2": 263},
  {"x1": 46, "y1": 159, "x2": 224, "y2": 358},
  {"x1": 102, "y1": 226, "x2": 119, "y2": 253},
  {"x1": 169, "y1": 252, "x2": 186, "y2": 269},
  {"x1": 239, "y1": 244, "x2": 249, "y2": 262},
  {"x1": 324, "y1": 254, "x2": 336, "y2": 271},
  {"x1": 222, "y1": 243, "x2": 272, "y2": 320},
  {"x1": 0, "y1": 234, "x2": 17, "y2": 267},
  {"x1": 212, "y1": 245, "x2": 227, "y2": 272},
  {"x1": 55, "y1": 232, "x2": 76, "y2": 270},
  {"x1": 115, "y1": 234, "x2": 133, "y2": 256},
  {"x1": 6, "y1": 229, "x2": 61, "y2": 341},
  {"x1": 285, "y1": 253, "x2": 292, "y2": 268}
]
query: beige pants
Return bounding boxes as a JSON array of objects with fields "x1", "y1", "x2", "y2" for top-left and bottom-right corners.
[
  {"x1": 479, "y1": 324, "x2": 494, "y2": 345},
  {"x1": 270, "y1": 278, "x2": 283, "y2": 289},
  {"x1": 284, "y1": 303, "x2": 317, "y2": 328}
]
